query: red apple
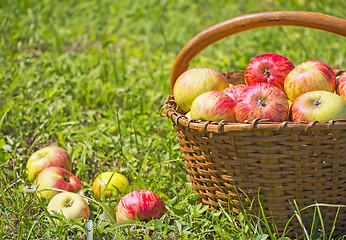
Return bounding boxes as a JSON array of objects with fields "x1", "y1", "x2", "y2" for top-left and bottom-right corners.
[
  {"x1": 190, "y1": 91, "x2": 237, "y2": 122},
  {"x1": 284, "y1": 60, "x2": 336, "y2": 101},
  {"x1": 235, "y1": 83, "x2": 289, "y2": 122},
  {"x1": 47, "y1": 192, "x2": 90, "y2": 223},
  {"x1": 245, "y1": 54, "x2": 294, "y2": 92},
  {"x1": 290, "y1": 90, "x2": 346, "y2": 122},
  {"x1": 336, "y1": 71, "x2": 346, "y2": 101},
  {"x1": 173, "y1": 68, "x2": 229, "y2": 112},
  {"x1": 26, "y1": 146, "x2": 71, "y2": 182},
  {"x1": 116, "y1": 190, "x2": 166, "y2": 222},
  {"x1": 222, "y1": 84, "x2": 248, "y2": 102},
  {"x1": 35, "y1": 166, "x2": 83, "y2": 200}
]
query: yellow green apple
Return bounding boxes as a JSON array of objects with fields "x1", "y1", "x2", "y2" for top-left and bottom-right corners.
[
  {"x1": 290, "y1": 90, "x2": 346, "y2": 122},
  {"x1": 91, "y1": 171, "x2": 130, "y2": 199},
  {"x1": 173, "y1": 68, "x2": 229, "y2": 112},
  {"x1": 47, "y1": 192, "x2": 90, "y2": 223}
]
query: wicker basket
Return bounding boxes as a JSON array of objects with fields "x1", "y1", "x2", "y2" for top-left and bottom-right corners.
[{"x1": 162, "y1": 11, "x2": 346, "y2": 237}]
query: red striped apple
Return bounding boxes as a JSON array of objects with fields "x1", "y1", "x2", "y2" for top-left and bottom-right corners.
[
  {"x1": 116, "y1": 190, "x2": 166, "y2": 222},
  {"x1": 47, "y1": 192, "x2": 90, "y2": 223},
  {"x1": 245, "y1": 54, "x2": 294, "y2": 92},
  {"x1": 336, "y1": 71, "x2": 346, "y2": 101},
  {"x1": 26, "y1": 146, "x2": 71, "y2": 182},
  {"x1": 35, "y1": 166, "x2": 83, "y2": 200},
  {"x1": 284, "y1": 60, "x2": 336, "y2": 101},
  {"x1": 235, "y1": 83, "x2": 289, "y2": 122},
  {"x1": 190, "y1": 91, "x2": 237, "y2": 122},
  {"x1": 222, "y1": 84, "x2": 248, "y2": 102},
  {"x1": 173, "y1": 68, "x2": 229, "y2": 112},
  {"x1": 290, "y1": 90, "x2": 346, "y2": 122}
]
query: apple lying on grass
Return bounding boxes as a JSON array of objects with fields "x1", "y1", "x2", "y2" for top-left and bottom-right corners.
[
  {"x1": 336, "y1": 71, "x2": 346, "y2": 101},
  {"x1": 190, "y1": 91, "x2": 237, "y2": 122},
  {"x1": 35, "y1": 166, "x2": 83, "y2": 200},
  {"x1": 173, "y1": 68, "x2": 229, "y2": 112},
  {"x1": 116, "y1": 190, "x2": 166, "y2": 223},
  {"x1": 284, "y1": 60, "x2": 336, "y2": 101},
  {"x1": 92, "y1": 171, "x2": 130, "y2": 199},
  {"x1": 47, "y1": 192, "x2": 90, "y2": 223},
  {"x1": 235, "y1": 83, "x2": 289, "y2": 123},
  {"x1": 245, "y1": 54, "x2": 294, "y2": 92},
  {"x1": 26, "y1": 146, "x2": 71, "y2": 182},
  {"x1": 290, "y1": 90, "x2": 346, "y2": 122}
]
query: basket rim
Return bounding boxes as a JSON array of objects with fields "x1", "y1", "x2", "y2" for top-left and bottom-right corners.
[{"x1": 162, "y1": 95, "x2": 346, "y2": 133}]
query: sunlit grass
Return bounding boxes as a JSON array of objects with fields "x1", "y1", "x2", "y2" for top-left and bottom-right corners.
[{"x1": 0, "y1": 0, "x2": 345, "y2": 239}]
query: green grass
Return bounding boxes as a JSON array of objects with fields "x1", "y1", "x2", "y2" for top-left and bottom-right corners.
[{"x1": 0, "y1": 0, "x2": 345, "y2": 239}]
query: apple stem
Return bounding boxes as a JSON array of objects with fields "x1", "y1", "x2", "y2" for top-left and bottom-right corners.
[
  {"x1": 258, "y1": 99, "x2": 266, "y2": 107},
  {"x1": 63, "y1": 176, "x2": 70, "y2": 182},
  {"x1": 264, "y1": 69, "x2": 270, "y2": 78},
  {"x1": 65, "y1": 199, "x2": 74, "y2": 208},
  {"x1": 313, "y1": 100, "x2": 322, "y2": 107}
]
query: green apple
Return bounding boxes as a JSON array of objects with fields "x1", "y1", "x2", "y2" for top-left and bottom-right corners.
[
  {"x1": 35, "y1": 166, "x2": 83, "y2": 200},
  {"x1": 26, "y1": 146, "x2": 71, "y2": 182},
  {"x1": 91, "y1": 171, "x2": 130, "y2": 199},
  {"x1": 290, "y1": 90, "x2": 346, "y2": 122},
  {"x1": 47, "y1": 192, "x2": 90, "y2": 223}
]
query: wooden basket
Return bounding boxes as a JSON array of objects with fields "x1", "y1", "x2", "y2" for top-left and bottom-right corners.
[{"x1": 162, "y1": 11, "x2": 346, "y2": 237}]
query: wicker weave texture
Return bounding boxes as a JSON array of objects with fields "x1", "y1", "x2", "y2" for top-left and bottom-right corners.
[{"x1": 164, "y1": 95, "x2": 345, "y2": 235}]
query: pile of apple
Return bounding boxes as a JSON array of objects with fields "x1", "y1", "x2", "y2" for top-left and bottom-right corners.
[
  {"x1": 174, "y1": 54, "x2": 346, "y2": 123},
  {"x1": 25, "y1": 146, "x2": 166, "y2": 224}
]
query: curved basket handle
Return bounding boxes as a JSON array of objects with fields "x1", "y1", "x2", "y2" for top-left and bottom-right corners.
[{"x1": 170, "y1": 11, "x2": 346, "y2": 94}]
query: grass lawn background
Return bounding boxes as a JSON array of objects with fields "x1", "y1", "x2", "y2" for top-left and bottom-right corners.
[{"x1": 0, "y1": 0, "x2": 345, "y2": 239}]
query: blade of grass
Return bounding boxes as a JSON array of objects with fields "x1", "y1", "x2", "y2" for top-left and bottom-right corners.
[
  {"x1": 257, "y1": 192, "x2": 275, "y2": 239},
  {"x1": 315, "y1": 203, "x2": 326, "y2": 240},
  {"x1": 289, "y1": 200, "x2": 310, "y2": 240},
  {"x1": 328, "y1": 206, "x2": 341, "y2": 240}
]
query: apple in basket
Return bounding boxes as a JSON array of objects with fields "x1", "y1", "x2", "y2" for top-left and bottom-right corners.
[
  {"x1": 26, "y1": 146, "x2": 71, "y2": 182},
  {"x1": 336, "y1": 71, "x2": 346, "y2": 101},
  {"x1": 222, "y1": 84, "x2": 248, "y2": 102},
  {"x1": 190, "y1": 91, "x2": 237, "y2": 122},
  {"x1": 116, "y1": 190, "x2": 166, "y2": 222},
  {"x1": 235, "y1": 83, "x2": 289, "y2": 123},
  {"x1": 245, "y1": 54, "x2": 294, "y2": 92},
  {"x1": 173, "y1": 68, "x2": 229, "y2": 112},
  {"x1": 35, "y1": 166, "x2": 83, "y2": 200},
  {"x1": 290, "y1": 90, "x2": 346, "y2": 122},
  {"x1": 47, "y1": 192, "x2": 90, "y2": 224},
  {"x1": 284, "y1": 60, "x2": 336, "y2": 101}
]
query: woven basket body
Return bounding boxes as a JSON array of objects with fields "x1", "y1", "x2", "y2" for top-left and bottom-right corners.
[{"x1": 162, "y1": 12, "x2": 346, "y2": 237}]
